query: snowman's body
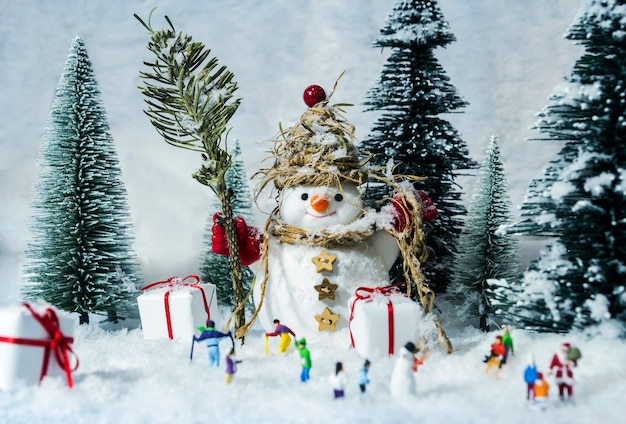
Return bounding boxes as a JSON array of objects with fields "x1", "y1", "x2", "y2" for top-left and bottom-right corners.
[{"x1": 253, "y1": 183, "x2": 400, "y2": 335}]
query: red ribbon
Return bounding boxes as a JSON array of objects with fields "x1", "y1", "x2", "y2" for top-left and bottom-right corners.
[
  {"x1": 0, "y1": 303, "x2": 79, "y2": 388},
  {"x1": 140, "y1": 275, "x2": 211, "y2": 339},
  {"x1": 348, "y1": 284, "x2": 404, "y2": 356}
]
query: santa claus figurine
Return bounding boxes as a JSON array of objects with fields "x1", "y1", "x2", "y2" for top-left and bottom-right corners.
[{"x1": 549, "y1": 342, "x2": 577, "y2": 401}]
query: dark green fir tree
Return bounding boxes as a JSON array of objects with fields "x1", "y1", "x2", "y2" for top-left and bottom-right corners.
[
  {"x1": 199, "y1": 139, "x2": 255, "y2": 307},
  {"x1": 450, "y1": 136, "x2": 520, "y2": 331},
  {"x1": 362, "y1": 0, "x2": 477, "y2": 292},
  {"x1": 22, "y1": 37, "x2": 142, "y2": 324},
  {"x1": 506, "y1": 0, "x2": 626, "y2": 332}
]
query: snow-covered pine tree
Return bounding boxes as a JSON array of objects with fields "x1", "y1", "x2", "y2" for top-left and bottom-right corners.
[
  {"x1": 199, "y1": 139, "x2": 255, "y2": 306},
  {"x1": 22, "y1": 37, "x2": 142, "y2": 325},
  {"x1": 361, "y1": 0, "x2": 477, "y2": 292},
  {"x1": 450, "y1": 136, "x2": 520, "y2": 331},
  {"x1": 507, "y1": 0, "x2": 626, "y2": 332}
]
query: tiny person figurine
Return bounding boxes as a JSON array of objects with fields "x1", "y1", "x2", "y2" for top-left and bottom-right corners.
[
  {"x1": 523, "y1": 354, "x2": 538, "y2": 402},
  {"x1": 358, "y1": 359, "x2": 371, "y2": 393},
  {"x1": 484, "y1": 335, "x2": 505, "y2": 376},
  {"x1": 224, "y1": 348, "x2": 242, "y2": 384},
  {"x1": 295, "y1": 338, "x2": 311, "y2": 382},
  {"x1": 193, "y1": 320, "x2": 232, "y2": 367},
  {"x1": 533, "y1": 371, "x2": 550, "y2": 410},
  {"x1": 330, "y1": 361, "x2": 348, "y2": 399},
  {"x1": 549, "y1": 342, "x2": 577, "y2": 401},
  {"x1": 265, "y1": 319, "x2": 296, "y2": 354},
  {"x1": 501, "y1": 325, "x2": 514, "y2": 364}
]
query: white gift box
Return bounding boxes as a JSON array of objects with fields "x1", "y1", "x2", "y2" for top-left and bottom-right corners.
[
  {"x1": 138, "y1": 276, "x2": 218, "y2": 340},
  {"x1": 348, "y1": 286, "x2": 421, "y2": 358},
  {"x1": 0, "y1": 303, "x2": 77, "y2": 390}
]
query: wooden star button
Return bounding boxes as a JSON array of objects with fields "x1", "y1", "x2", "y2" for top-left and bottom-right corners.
[
  {"x1": 314, "y1": 278, "x2": 339, "y2": 301},
  {"x1": 315, "y1": 307, "x2": 340, "y2": 332},
  {"x1": 311, "y1": 249, "x2": 337, "y2": 273}
]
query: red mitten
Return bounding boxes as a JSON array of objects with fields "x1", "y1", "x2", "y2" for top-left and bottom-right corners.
[
  {"x1": 235, "y1": 216, "x2": 262, "y2": 266},
  {"x1": 212, "y1": 213, "x2": 262, "y2": 266},
  {"x1": 391, "y1": 189, "x2": 438, "y2": 231},
  {"x1": 415, "y1": 190, "x2": 438, "y2": 222}
]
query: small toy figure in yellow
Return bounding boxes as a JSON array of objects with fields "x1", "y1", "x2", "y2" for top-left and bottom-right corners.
[
  {"x1": 533, "y1": 371, "x2": 549, "y2": 410},
  {"x1": 501, "y1": 325, "x2": 514, "y2": 364},
  {"x1": 265, "y1": 319, "x2": 296, "y2": 354},
  {"x1": 224, "y1": 348, "x2": 242, "y2": 384}
]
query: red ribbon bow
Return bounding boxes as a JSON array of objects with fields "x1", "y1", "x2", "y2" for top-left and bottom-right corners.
[
  {"x1": 140, "y1": 275, "x2": 211, "y2": 339},
  {"x1": 0, "y1": 303, "x2": 79, "y2": 388},
  {"x1": 349, "y1": 284, "x2": 404, "y2": 356}
]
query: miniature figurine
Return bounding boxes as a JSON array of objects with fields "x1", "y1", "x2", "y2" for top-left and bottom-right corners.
[
  {"x1": 358, "y1": 359, "x2": 371, "y2": 393},
  {"x1": 523, "y1": 354, "x2": 538, "y2": 402},
  {"x1": 484, "y1": 335, "x2": 506, "y2": 376},
  {"x1": 390, "y1": 342, "x2": 424, "y2": 397},
  {"x1": 501, "y1": 325, "x2": 514, "y2": 364},
  {"x1": 265, "y1": 319, "x2": 296, "y2": 354},
  {"x1": 295, "y1": 338, "x2": 311, "y2": 382},
  {"x1": 330, "y1": 361, "x2": 348, "y2": 399},
  {"x1": 193, "y1": 320, "x2": 233, "y2": 367},
  {"x1": 533, "y1": 371, "x2": 549, "y2": 410},
  {"x1": 549, "y1": 342, "x2": 577, "y2": 401},
  {"x1": 224, "y1": 348, "x2": 242, "y2": 384}
]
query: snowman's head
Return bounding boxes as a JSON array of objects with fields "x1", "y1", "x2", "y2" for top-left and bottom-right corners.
[{"x1": 279, "y1": 183, "x2": 363, "y2": 230}]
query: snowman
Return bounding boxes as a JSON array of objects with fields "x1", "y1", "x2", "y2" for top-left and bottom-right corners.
[{"x1": 212, "y1": 83, "x2": 443, "y2": 347}]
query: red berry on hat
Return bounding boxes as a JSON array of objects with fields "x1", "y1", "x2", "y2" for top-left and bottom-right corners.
[{"x1": 303, "y1": 85, "x2": 326, "y2": 107}]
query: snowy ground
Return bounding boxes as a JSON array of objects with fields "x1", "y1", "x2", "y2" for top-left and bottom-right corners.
[{"x1": 1, "y1": 302, "x2": 624, "y2": 424}]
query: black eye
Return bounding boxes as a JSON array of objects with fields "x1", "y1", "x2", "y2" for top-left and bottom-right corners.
[
  {"x1": 334, "y1": 193, "x2": 343, "y2": 201},
  {"x1": 301, "y1": 193, "x2": 309, "y2": 201}
]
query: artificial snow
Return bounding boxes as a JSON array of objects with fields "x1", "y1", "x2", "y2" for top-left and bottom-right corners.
[{"x1": 0, "y1": 308, "x2": 624, "y2": 424}]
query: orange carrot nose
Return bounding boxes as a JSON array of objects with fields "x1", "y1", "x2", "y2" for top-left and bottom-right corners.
[{"x1": 310, "y1": 194, "x2": 329, "y2": 213}]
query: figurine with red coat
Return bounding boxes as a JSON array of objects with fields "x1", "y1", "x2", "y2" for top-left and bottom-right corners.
[
  {"x1": 484, "y1": 335, "x2": 506, "y2": 364},
  {"x1": 484, "y1": 335, "x2": 506, "y2": 376}
]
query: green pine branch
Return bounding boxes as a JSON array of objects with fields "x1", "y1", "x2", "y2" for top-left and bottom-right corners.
[
  {"x1": 135, "y1": 9, "x2": 248, "y2": 337},
  {"x1": 135, "y1": 9, "x2": 241, "y2": 190}
]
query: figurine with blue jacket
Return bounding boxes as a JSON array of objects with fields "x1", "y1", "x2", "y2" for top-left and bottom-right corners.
[
  {"x1": 524, "y1": 354, "x2": 538, "y2": 402},
  {"x1": 358, "y1": 359, "x2": 371, "y2": 393},
  {"x1": 193, "y1": 320, "x2": 233, "y2": 367}
]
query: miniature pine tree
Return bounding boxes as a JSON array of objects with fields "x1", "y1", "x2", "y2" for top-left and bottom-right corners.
[
  {"x1": 507, "y1": 0, "x2": 626, "y2": 331},
  {"x1": 199, "y1": 140, "x2": 255, "y2": 306},
  {"x1": 22, "y1": 37, "x2": 142, "y2": 324},
  {"x1": 450, "y1": 136, "x2": 520, "y2": 331},
  {"x1": 362, "y1": 0, "x2": 477, "y2": 291},
  {"x1": 135, "y1": 11, "x2": 248, "y2": 336}
]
